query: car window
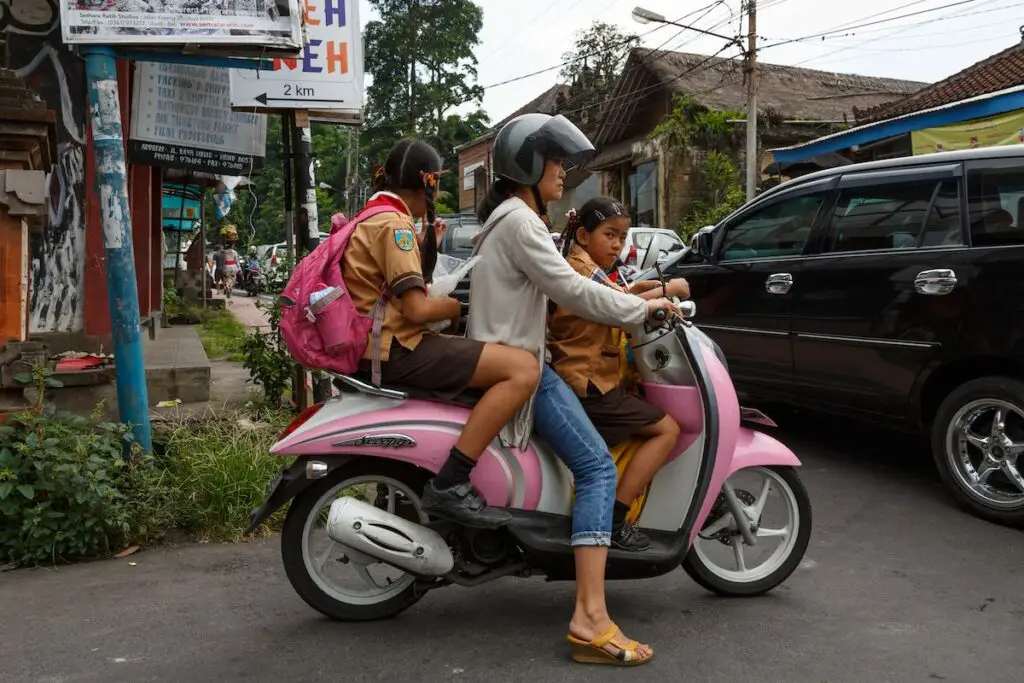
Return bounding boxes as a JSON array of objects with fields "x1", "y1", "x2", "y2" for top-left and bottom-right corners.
[
  {"x1": 632, "y1": 232, "x2": 654, "y2": 250},
  {"x1": 448, "y1": 222, "x2": 480, "y2": 253},
  {"x1": 823, "y1": 179, "x2": 962, "y2": 253},
  {"x1": 967, "y1": 165, "x2": 1024, "y2": 247},
  {"x1": 719, "y1": 192, "x2": 827, "y2": 261},
  {"x1": 823, "y1": 179, "x2": 958, "y2": 253}
]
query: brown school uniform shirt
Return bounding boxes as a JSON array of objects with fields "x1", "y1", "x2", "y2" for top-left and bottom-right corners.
[
  {"x1": 342, "y1": 200, "x2": 426, "y2": 361},
  {"x1": 548, "y1": 244, "x2": 624, "y2": 397}
]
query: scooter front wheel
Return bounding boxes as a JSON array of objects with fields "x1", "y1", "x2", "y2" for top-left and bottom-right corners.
[
  {"x1": 280, "y1": 460, "x2": 432, "y2": 621},
  {"x1": 683, "y1": 465, "x2": 811, "y2": 597}
]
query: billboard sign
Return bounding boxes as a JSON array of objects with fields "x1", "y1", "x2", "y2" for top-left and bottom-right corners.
[
  {"x1": 60, "y1": 0, "x2": 304, "y2": 49},
  {"x1": 911, "y1": 109, "x2": 1024, "y2": 155},
  {"x1": 129, "y1": 61, "x2": 267, "y2": 176},
  {"x1": 230, "y1": 0, "x2": 363, "y2": 119}
]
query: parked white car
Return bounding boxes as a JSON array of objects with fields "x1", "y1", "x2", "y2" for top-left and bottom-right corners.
[{"x1": 620, "y1": 227, "x2": 685, "y2": 272}]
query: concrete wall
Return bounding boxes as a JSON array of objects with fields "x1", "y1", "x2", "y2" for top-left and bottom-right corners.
[{"x1": 457, "y1": 139, "x2": 490, "y2": 212}]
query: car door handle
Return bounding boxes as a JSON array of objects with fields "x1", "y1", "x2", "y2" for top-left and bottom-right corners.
[
  {"x1": 915, "y1": 269, "x2": 957, "y2": 295},
  {"x1": 765, "y1": 273, "x2": 792, "y2": 295}
]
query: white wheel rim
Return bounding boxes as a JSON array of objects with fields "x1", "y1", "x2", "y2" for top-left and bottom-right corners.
[
  {"x1": 300, "y1": 475, "x2": 425, "y2": 606},
  {"x1": 693, "y1": 467, "x2": 801, "y2": 584}
]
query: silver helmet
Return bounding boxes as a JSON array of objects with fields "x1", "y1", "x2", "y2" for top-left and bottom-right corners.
[{"x1": 491, "y1": 113, "x2": 596, "y2": 186}]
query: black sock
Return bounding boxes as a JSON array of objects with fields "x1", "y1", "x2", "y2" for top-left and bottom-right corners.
[
  {"x1": 612, "y1": 500, "x2": 630, "y2": 530},
  {"x1": 433, "y1": 448, "x2": 476, "y2": 489}
]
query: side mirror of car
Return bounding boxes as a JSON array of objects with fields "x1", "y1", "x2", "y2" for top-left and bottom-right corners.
[{"x1": 691, "y1": 226, "x2": 716, "y2": 261}]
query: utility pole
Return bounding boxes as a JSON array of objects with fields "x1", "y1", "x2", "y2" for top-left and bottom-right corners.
[
  {"x1": 292, "y1": 110, "x2": 331, "y2": 405},
  {"x1": 744, "y1": 0, "x2": 759, "y2": 201},
  {"x1": 81, "y1": 46, "x2": 152, "y2": 453}
]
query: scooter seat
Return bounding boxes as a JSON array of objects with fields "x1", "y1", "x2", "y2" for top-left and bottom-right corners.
[{"x1": 335, "y1": 372, "x2": 483, "y2": 409}]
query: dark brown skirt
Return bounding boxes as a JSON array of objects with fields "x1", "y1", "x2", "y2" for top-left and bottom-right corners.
[
  {"x1": 364, "y1": 334, "x2": 485, "y2": 400},
  {"x1": 579, "y1": 384, "x2": 666, "y2": 447}
]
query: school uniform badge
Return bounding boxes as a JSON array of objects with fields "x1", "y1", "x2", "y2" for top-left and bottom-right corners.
[{"x1": 394, "y1": 228, "x2": 415, "y2": 252}]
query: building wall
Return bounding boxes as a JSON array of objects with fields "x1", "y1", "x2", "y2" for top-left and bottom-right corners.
[
  {"x1": 3, "y1": 0, "x2": 162, "y2": 340},
  {"x1": 457, "y1": 140, "x2": 490, "y2": 212},
  {"x1": 2, "y1": 0, "x2": 87, "y2": 334}
]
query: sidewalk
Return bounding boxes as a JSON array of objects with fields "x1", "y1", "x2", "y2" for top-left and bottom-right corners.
[{"x1": 218, "y1": 292, "x2": 270, "y2": 331}]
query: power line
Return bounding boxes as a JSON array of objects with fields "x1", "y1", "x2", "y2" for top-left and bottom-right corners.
[
  {"x1": 760, "y1": 0, "x2": 984, "y2": 49},
  {"x1": 480, "y1": 7, "x2": 731, "y2": 91}
]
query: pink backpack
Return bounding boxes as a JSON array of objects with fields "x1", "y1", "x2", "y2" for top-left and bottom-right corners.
[{"x1": 279, "y1": 205, "x2": 396, "y2": 386}]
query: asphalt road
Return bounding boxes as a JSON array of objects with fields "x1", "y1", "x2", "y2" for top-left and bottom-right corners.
[{"x1": 2, "y1": 414, "x2": 1023, "y2": 683}]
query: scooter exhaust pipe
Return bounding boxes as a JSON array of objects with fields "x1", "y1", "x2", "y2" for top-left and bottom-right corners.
[{"x1": 325, "y1": 497, "x2": 454, "y2": 577}]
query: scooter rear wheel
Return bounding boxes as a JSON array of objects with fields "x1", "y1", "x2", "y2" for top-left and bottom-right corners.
[
  {"x1": 280, "y1": 460, "x2": 431, "y2": 621},
  {"x1": 682, "y1": 465, "x2": 811, "y2": 597}
]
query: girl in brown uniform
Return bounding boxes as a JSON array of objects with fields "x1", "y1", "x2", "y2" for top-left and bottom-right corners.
[
  {"x1": 342, "y1": 138, "x2": 539, "y2": 528},
  {"x1": 548, "y1": 196, "x2": 690, "y2": 550}
]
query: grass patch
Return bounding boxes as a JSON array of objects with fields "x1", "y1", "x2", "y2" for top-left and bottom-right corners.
[
  {"x1": 154, "y1": 410, "x2": 292, "y2": 542},
  {"x1": 197, "y1": 308, "x2": 247, "y2": 362}
]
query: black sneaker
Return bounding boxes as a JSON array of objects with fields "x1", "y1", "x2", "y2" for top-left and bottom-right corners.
[
  {"x1": 421, "y1": 479, "x2": 511, "y2": 529},
  {"x1": 612, "y1": 522, "x2": 651, "y2": 551}
]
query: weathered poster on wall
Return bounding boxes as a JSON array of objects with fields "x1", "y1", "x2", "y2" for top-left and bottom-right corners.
[
  {"x1": 129, "y1": 61, "x2": 267, "y2": 175},
  {"x1": 230, "y1": 0, "x2": 363, "y2": 121},
  {"x1": 59, "y1": 0, "x2": 304, "y2": 50}
]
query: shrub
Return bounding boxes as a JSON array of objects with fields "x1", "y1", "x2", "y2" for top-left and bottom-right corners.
[
  {"x1": 0, "y1": 368, "x2": 157, "y2": 565},
  {"x1": 241, "y1": 295, "x2": 296, "y2": 407}
]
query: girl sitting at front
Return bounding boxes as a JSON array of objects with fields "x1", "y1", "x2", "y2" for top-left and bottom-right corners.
[{"x1": 548, "y1": 196, "x2": 690, "y2": 551}]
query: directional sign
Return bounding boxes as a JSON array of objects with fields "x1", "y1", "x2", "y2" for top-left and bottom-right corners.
[{"x1": 229, "y1": 0, "x2": 364, "y2": 119}]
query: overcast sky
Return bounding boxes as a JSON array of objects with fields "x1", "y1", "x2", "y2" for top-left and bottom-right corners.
[{"x1": 355, "y1": 0, "x2": 1023, "y2": 123}]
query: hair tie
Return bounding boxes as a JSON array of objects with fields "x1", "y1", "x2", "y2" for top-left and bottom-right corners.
[{"x1": 372, "y1": 165, "x2": 387, "y2": 185}]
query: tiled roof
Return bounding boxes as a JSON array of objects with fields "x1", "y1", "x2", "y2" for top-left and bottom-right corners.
[
  {"x1": 853, "y1": 41, "x2": 1024, "y2": 124},
  {"x1": 597, "y1": 47, "x2": 926, "y2": 145}
]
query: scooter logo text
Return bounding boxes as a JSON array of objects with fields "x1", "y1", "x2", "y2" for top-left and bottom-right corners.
[{"x1": 332, "y1": 434, "x2": 418, "y2": 449}]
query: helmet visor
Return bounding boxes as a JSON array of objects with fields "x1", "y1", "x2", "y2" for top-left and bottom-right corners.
[{"x1": 532, "y1": 115, "x2": 596, "y2": 172}]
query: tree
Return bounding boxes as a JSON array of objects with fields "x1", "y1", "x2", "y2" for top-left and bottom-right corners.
[
  {"x1": 558, "y1": 21, "x2": 639, "y2": 131},
  {"x1": 362, "y1": 0, "x2": 487, "y2": 175}
]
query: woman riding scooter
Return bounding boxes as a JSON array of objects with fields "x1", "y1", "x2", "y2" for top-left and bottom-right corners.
[{"x1": 468, "y1": 113, "x2": 677, "y2": 666}]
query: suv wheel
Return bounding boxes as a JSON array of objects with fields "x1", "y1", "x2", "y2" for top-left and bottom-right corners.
[{"x1": 932, "y1": 377, "x2": 1024, "y2": 527}]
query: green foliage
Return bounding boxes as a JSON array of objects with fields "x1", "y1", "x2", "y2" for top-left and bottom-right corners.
[
  {"x1": 362, "y1": 0, "x2": 489, "y2": 188},
  {"x1": 651, "y1": 94, "x2": 744, "y2": 148},
  {"x1": 0, "y1": 369, "x2": 152, "y2": 566},
  {"x1": 559, "y1": 21, "x2": 639, "y2": 130},
  {"x1": 155, "y1": 411, "x2": 292, "y2": 541},
  {"x1": 240, "y1": 296, "x2": 295, "y2": 408},
  {"x1": 197, "y1": 308, "x2": 248, "y2": 362},
  {"x1": 679, "y1": 152, "x2": 745, "y2": 242}
]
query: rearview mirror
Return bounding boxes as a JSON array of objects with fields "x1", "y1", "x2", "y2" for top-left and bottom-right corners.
[{"x1": 691, "y1": 226, "x2": 716, "y2": 260}]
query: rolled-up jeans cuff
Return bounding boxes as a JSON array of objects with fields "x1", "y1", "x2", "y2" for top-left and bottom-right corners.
[{"x1": 571, "y1": 531, "x2": 612, "y2": 547}]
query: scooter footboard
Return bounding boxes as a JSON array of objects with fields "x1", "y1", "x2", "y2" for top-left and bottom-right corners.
[{"x1": 728, "y1": 427, "x2": 802, "y2": 474}]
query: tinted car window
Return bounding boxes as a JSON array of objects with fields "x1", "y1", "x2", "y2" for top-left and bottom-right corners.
[
  {"x1": 823, "y1": 178, "x2": 964, "y2": 253},
  {"x1": 450, "y1": 222, "x2": 480, "y2": 252},
  {"x1": 719, "y1": 192, "x2": 826, "y2": 261},
  {"x1": 968, "y1": 166, "x2": 1024, "y2": 247}
]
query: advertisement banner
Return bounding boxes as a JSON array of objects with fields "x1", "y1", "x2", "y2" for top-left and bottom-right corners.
[
  {"x1": 230, "y1": 0, "x2": 363, "y2": 119},
  {"x1": 129, "y1": 61, "x2": 267, "y2": 175},
  {"x1": 60, "y1": 0, "x2": 303, "y2": 49},
  {"x1": 911, "y1": 109, "x2": 1024, "y2": 155}
]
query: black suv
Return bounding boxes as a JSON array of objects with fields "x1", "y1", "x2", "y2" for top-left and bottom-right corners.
[{"x1": 652, "y1": 146, "x2": 1024, "y2": 527}]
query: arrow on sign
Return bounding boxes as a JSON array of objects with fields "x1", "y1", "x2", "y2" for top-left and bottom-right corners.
[{"x1": 254, "y1": 93, "x2": 346, "y2": 105}]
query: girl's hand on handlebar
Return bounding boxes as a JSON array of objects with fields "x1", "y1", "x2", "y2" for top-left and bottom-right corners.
[{"x1": 646, "y1": 297, "x2": 679, "y2": 323}]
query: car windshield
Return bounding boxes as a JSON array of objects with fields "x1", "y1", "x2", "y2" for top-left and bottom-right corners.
[{"x1": 449, "y1": 222, "x2": 480, "y2": 253}]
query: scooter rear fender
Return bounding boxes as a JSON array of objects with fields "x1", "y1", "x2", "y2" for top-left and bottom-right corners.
[{"x1": 245, "y1": 456, "x2": 353, "y2": 535}]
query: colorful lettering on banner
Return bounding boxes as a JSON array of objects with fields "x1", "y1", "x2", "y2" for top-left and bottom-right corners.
[{"x1": 273, "y1": 0, "x2": 350, "y2": 75}]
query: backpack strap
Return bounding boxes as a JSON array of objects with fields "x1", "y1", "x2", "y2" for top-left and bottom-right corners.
[{"x1": 345, "y1": 204, "x2": 404, "y2": 388}]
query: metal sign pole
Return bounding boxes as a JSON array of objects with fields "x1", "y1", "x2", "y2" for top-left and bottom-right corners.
[{"x1": 81, "y1": 44, "x2": 152, "y2": 453}]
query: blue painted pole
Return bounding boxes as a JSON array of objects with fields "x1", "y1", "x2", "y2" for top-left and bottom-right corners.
[{"x1": 81, "y1": 45, "x2": 152, "y2": 453}]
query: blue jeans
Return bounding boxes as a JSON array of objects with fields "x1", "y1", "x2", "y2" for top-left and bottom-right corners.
[{"x1": 533, "y1": 364, "x2": 617, "y2": 547}]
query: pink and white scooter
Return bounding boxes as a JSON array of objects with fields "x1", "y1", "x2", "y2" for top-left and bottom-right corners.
[{"x1": 249, "y1": 297, "x2": 813, "y2": 622}]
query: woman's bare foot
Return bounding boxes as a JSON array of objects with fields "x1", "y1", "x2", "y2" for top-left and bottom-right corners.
[{"x1": 569, "y1": 613, "x2": 653, "y2": 661}]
